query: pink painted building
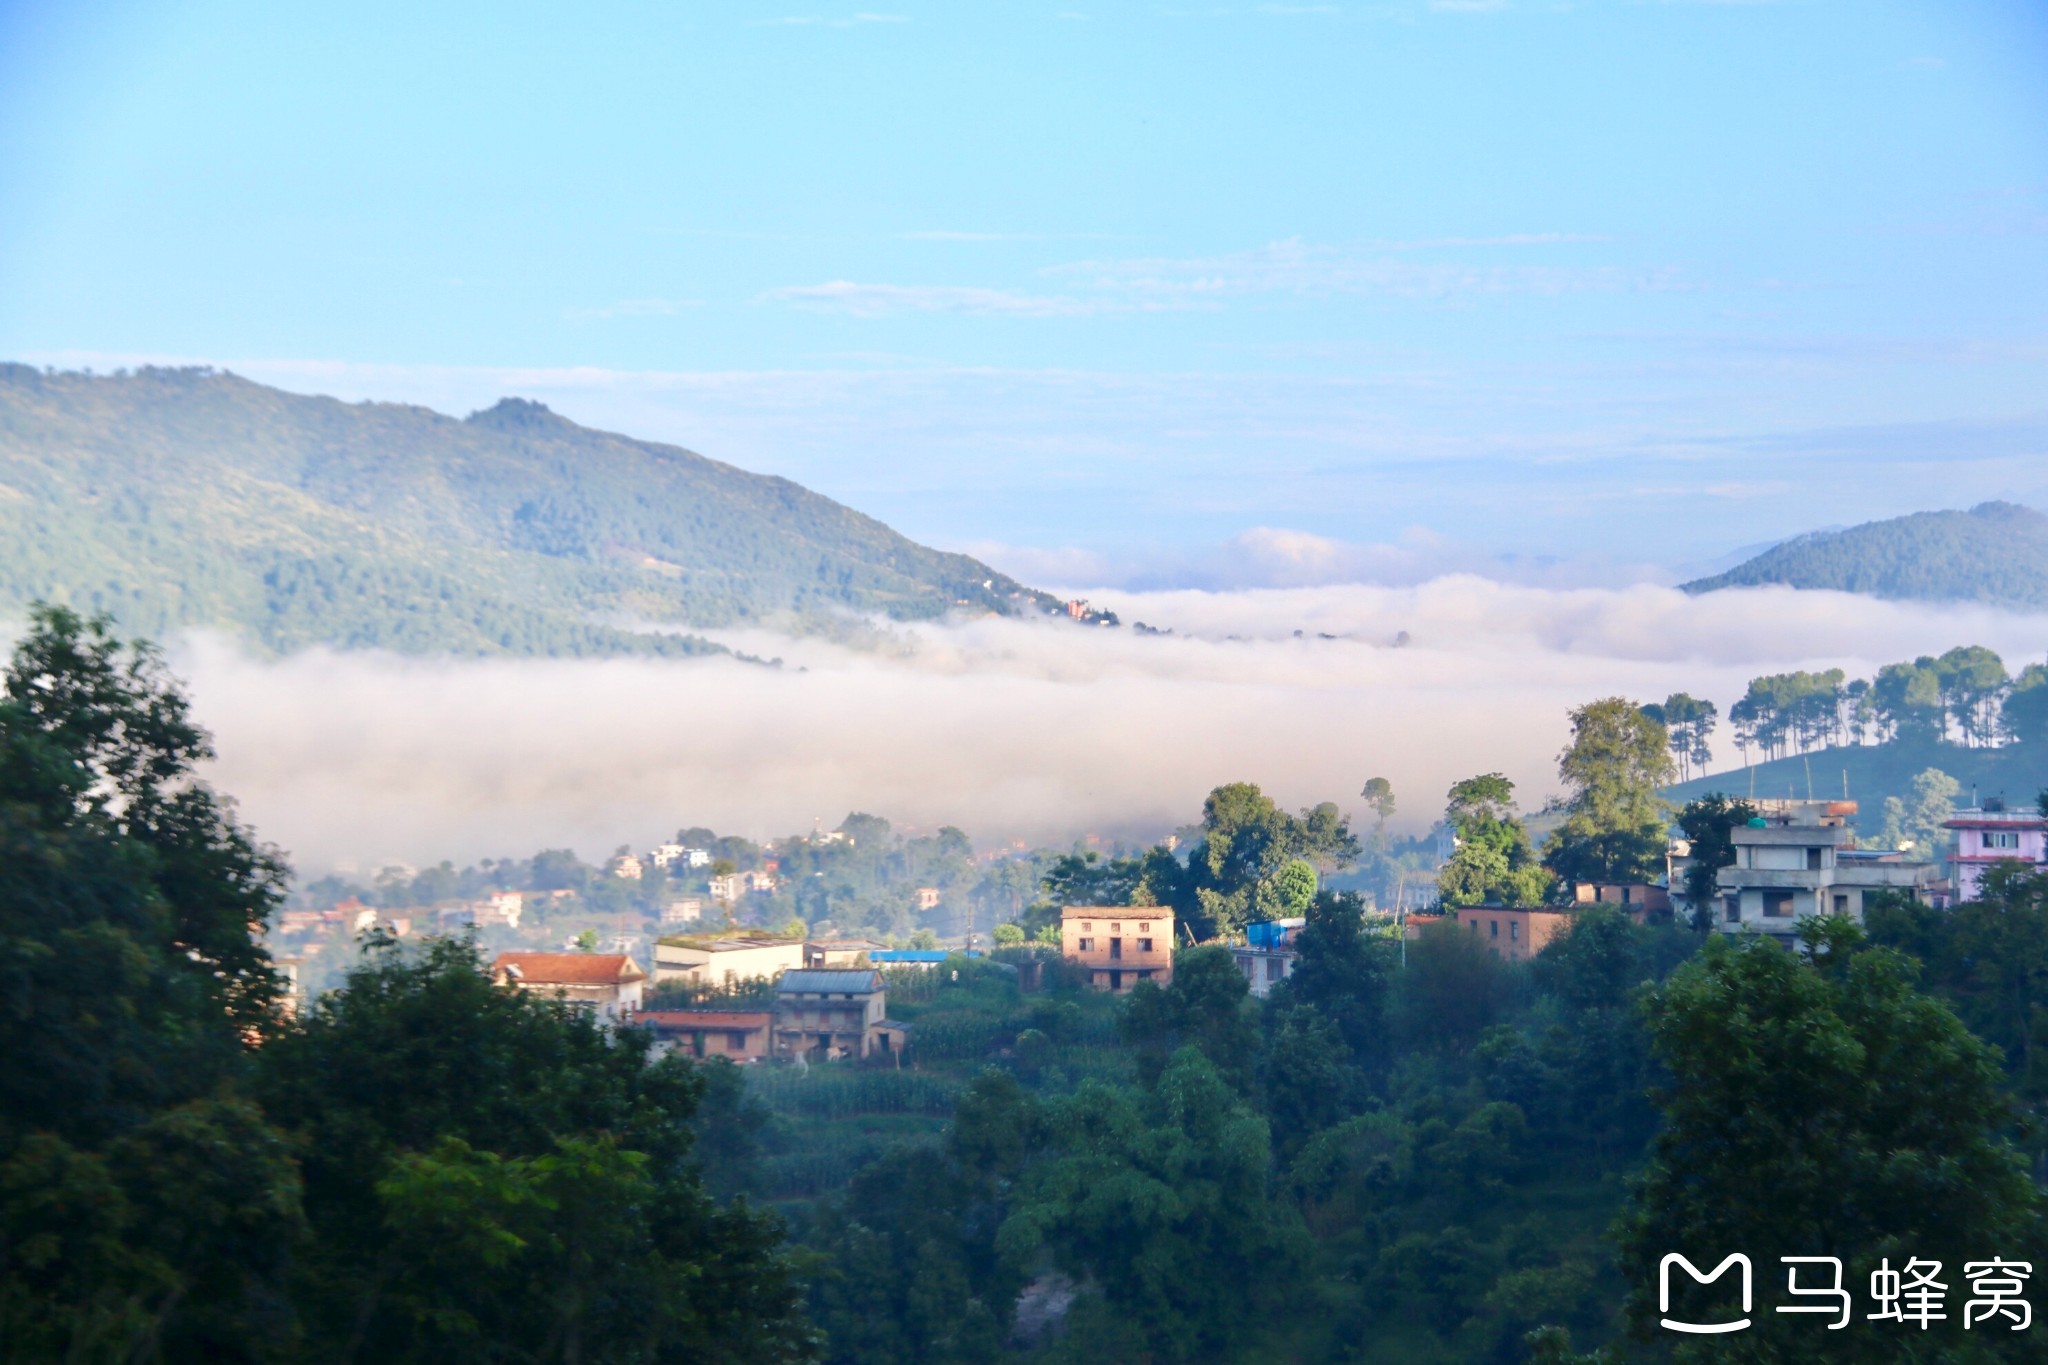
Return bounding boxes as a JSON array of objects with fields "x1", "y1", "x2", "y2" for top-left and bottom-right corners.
[{"x1": 1945, "y1": 803, "x2": 2048, "y2": 902}]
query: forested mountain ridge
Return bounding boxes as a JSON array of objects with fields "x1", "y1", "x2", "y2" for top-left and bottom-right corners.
[
  {"x1": 1680, "y1": 500, "x2": 2048, "y2": 609},
  {"x1": 0, "y1": 364, "x2": 1062, "y2": 655}
]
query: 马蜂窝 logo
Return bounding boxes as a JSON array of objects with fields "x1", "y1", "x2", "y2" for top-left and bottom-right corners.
[{"x1": 1660, "y1": 1254, "x2": 1752, "y2": 1334}]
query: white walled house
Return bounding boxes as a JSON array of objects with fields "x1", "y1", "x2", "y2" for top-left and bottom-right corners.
[{"x1": 1714, "y1": 800, "x2": 1938, "y2": 943}]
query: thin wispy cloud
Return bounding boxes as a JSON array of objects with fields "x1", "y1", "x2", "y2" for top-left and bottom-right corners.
[
  {"x1": 1050, "y1": 237, "x2": 1690, "y2": 302},
  {"x1": 763, "y1": 281, "x2": 1123, "y2": 318},
  {"x1": 758, "y1": 12, "x2": 909, "y2": 26},
  {"x1": 563, "y1": 298, "x2": 699, "y2": 321}
]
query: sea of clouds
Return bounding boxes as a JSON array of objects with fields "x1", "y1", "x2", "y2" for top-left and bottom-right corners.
[{"x1": 165, "y1": 579, "x2": 2047, "y2": 877}]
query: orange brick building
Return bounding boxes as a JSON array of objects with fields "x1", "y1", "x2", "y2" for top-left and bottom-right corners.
[
  {"x1": 1452, "y1": 908, "x2": 1572, "y2": 963},
  {"x1": 1061, "y1": 905, "x2": 1173, "y2": 993}
]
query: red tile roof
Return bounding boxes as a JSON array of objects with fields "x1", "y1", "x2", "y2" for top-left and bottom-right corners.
[
  {"x1": 638, "y1": 1011, "x2": 771, "y2": 1031},
  {"x1": 493, "y1": 952, "x2": 646, "y2": 985}
]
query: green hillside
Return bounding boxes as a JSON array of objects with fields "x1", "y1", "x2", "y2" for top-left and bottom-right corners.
[
  {"x1": 0, "y1": 364, "x2": 1064, "y2": 656},
  {"x1": 1680, "y1": 501, "x2": 2048, "y2": 609},
  {"x1": 1665, "y1": 737, "x2": 2047, "y2": 838}
]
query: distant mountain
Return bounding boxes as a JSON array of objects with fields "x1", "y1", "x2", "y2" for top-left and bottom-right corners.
[
  {"x1": 1681, "y1": 502, "x2": 2048, "y2": 610},
  {"x1": 0, "y1": 365, "x2": 1065, "y2": 656}
]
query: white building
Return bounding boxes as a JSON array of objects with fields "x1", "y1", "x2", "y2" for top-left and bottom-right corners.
[
  {"x1": 649, "y1": 842, "x2": 687, "y2": 869},
  {"x1": 661, "y1": 897, "x2": 705, "y2": 927},
  {"x1": 1714, "y1": 800, "x2": 1938, "y2": 944}
]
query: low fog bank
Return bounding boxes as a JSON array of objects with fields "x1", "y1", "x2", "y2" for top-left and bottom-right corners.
[{"x1": 166, "y1": 580, "x2": 2048, "y2": 876}]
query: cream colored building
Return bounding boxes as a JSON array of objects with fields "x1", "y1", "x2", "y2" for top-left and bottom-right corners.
[{"x1": 651, "y1": 934, "x2": 806, "y2": 987}]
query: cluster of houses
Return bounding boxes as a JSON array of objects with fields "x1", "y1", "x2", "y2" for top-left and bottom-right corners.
[
  {"x1": 273, "y1": 889, "x2": 558, "y2": 947},
  {"x1": 387, "y1": 795, "x2": 2048, "y2": 1071},
  {"x1": 486, "y1": 934, "x2": 927, "y2": 1064}
]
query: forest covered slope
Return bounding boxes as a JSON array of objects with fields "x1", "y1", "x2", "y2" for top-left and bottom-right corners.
[
  {"x1": 1680, "y1": 501, "x2": 2048, "y2": 610},
  {"x1": 0, "y1": 365, "x2": 1061, "y2": 656}
]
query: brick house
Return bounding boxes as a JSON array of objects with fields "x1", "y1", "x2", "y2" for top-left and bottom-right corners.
[{"x1": 1061, "y1": 905, "x2": 1173, "y2": 993}]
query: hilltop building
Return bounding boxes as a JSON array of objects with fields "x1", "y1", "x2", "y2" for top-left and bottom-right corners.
[
  {"x1": 1945, "y1": 800, "x2": 2048, "y2": 901},
  {"x1": 1712, "y1": 799, "x2": 1939, "y2": 944},
  {"x1": 1060, "y1": 905, "x2": 1173, "y2": 993}
]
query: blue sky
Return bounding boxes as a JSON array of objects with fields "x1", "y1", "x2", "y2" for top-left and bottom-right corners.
[{"x1": 2, "y1": 0, "x2": 2044, "y2": 586}]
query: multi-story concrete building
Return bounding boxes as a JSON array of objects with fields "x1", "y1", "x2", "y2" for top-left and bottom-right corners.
[
  {"x1": 1061, "y1": 905, "x2": 1173, "y2": 993},
  {"x1": 1945, "y1": 801, "x2": 2048, "y2": 902},
  {"x1": 1715, "y1": 800, "x2": 1937, "y2": 943}
]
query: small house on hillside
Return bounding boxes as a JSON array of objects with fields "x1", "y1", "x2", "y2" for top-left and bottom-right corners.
[
  {"x1": 1232, "y1": 917, "x2": 1304, "y2": 998},
  {"x1": 773, "y1": 969, "x2": 889, "y2": 1061},
  {"x1": 638, "y1": 1010, "x2": 773, "y2": 1062},
  {"x1": 1061, "y1": 906, "x2": 1173, "y2": 993},
  {"x1": 492, "y1": 952, "x2": 646, "y2": 1021},
  {"x1": 1452, "y1": 908, "x2": 1571, "y2": 963}
]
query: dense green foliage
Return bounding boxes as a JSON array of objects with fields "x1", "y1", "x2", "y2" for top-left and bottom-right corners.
[
  {"x1": 1437, "y1": 773, "x2": 1551, "y2": 907},
  {"x1": 1615, "y1": 922, "x2": 2042, "y2": 1362},
  {"x1": 1542, "y1": 699, "x2": 1675, "y2": 888},
  {"x1": 1682, "y1": 500, "x2": 2048, "y2": 610},
  {"x1": 0, "y1": 609, "x2": 813, "y2": 1362},
  {"x1": 11, "y1": 609, "x2": 2047, "y2": 1363},
  {"x1": 0, "y1": 365, "x2": 1063, "y2": 656}
]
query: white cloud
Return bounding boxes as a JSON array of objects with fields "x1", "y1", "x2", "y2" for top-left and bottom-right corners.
[{"x1": 156, "y1": 581, "x2": 2048, "y2": 875}]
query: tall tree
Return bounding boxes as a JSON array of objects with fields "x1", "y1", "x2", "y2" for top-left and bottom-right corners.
[
  {"x1": 0, "y1": 607, "x2": 301, "y2": 1359},
  {"x1": 1542, "y1": 698, "x2": 1675, "y2": 888},
  {"x1": 1617, "y1": 927, "x2": 2039, "y2": 1361},
  {"x1": 1675, "y1": 794, "x2": 1758, "y2": 931},
  {"x1": 1437, "y1": 774, "x2": 1550, "y2": 908},
  {"x1": 1657, "y1": 693, "x2": 1718, "y2": 782},
  {"x1": 1178, "y1": 783, "x2": 1360, "y2": 939},
  {"x1": 254, "y1": 936, "x2": 815, "y2": 1364}
]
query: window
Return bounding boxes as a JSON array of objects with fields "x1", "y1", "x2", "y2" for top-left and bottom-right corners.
[
  {"x1": 1725, "y1": 897, "x2": 1740, "y2": 924},
  {"x1": 1109, "y1": 937, "x2": 1123, "y2": 960},
  {"x1": 1510, "y1": 921, "x2": 1519, "y2": 941},
  {"x1": 1806, "y1": 848, "x2": 1823, "y2": 871},
  {"x1": 1081, "y1": 921, "x2": 1093, "y2": 933},
  {"x1": 727, "y1": 1031, "x2": 747, "y2": 1051},
  {"x1": 1763, "y1": 891, "x2": 1794, "y2": 918},
  {"x1": 1470, "y1": 919, "x2": 1479, "y2": 933},
  {"x1": 1832, "y1": 894, "x2": 1849, "y2": 914},
  {"x1": 1987, "y1": 830, "x2": 2021, "y2": 850},
  {"x1": 1138, "y1": 938, "x2": 1153, "y2": 953},
  {"x1": 1266, "y1": 958, "x2": 1283, "y2": 982},
  {"x1": 1111, "y1": 923, "x2": 1122, "y2": 934},
  {"x1": 1077, "y1": 937, "x2": 1094, "y2": 951},
  {"x1": 1139, "y1": 922, "x2": 1151, "y2": 932},
  {"x1": 1490, "y1": 920, "x2": 1499, "y2": 938}
]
